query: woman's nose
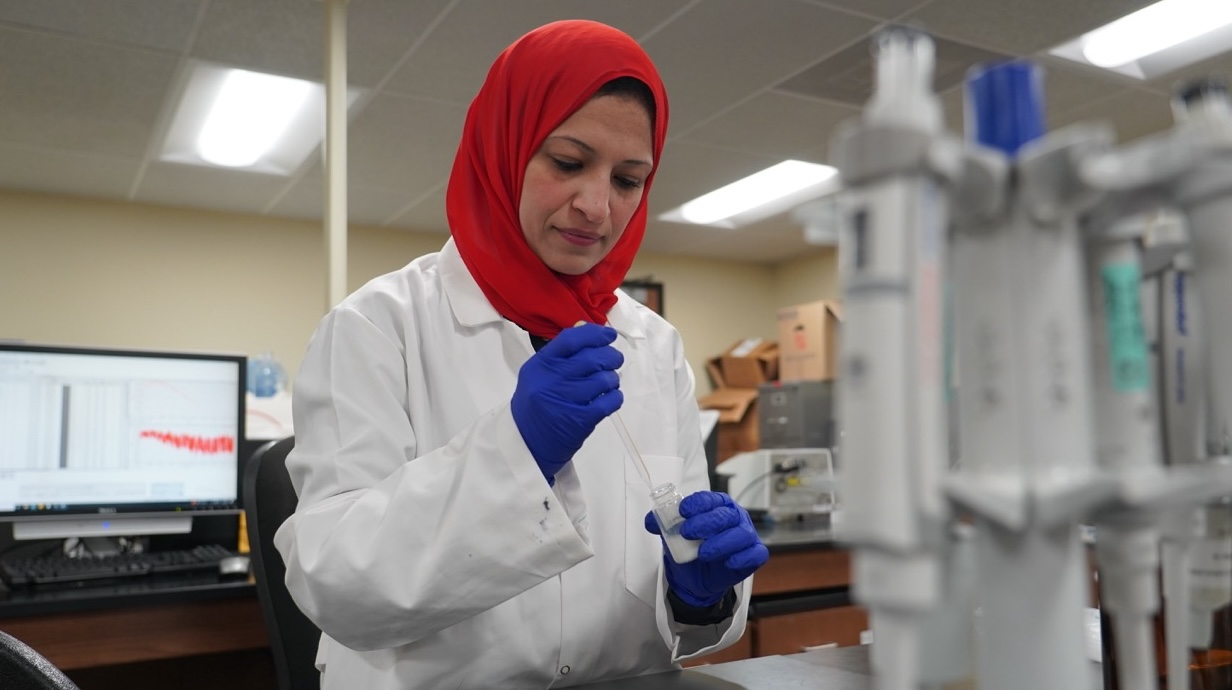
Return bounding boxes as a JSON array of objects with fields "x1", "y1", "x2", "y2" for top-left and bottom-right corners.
[{"x1": 572, "y1": 174, "x2": 610, "y2": 222}]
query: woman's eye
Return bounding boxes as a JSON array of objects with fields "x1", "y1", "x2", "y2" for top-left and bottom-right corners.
[
  {"x1": 552, "y1": 158, "x2": 581, "y2": 172},
  {"x1": 615, "y1": 176, "x2": 643, "y2": 190}
]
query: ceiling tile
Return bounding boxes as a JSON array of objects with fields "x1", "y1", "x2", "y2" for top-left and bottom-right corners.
[
  {"x1": 0, "y1": 0, "x2": 1217, "y2": 266},
  {"x1": 381, "y1": 0, "x2": 692, "y2": 103},
  {"x1": 711, "y1": 215, "x2": 825, "y2": 264},
  {"x1": 345, "y1": 0, "x2": 456, "y2": 87},
  {"x1": 131, "y1": 162, "x2": 289, "y2": 215},
  {"x1": 1037, "y1": 60, "x2": 1136, "y2": 121},
  {"x1": 907, "y1": 0, "x2": 1158, "y2": 55},
  {"x1": 777, "y1": 32, "x2": 1011, "y2": 107},
  {"x1": 936, "y1": 59, "x2": 1137, "y2": 135},
  {"x1": 678, "y1": 90, "x2": 859, "y2": 164},
  {"x1": 0, "y1": 145, "x2": 141, "y2": 200},
  {"x1": 810, "y1": 0, "x2": 927, "y2": 20},
  {"x1": 346, "y1": 94, "x2": 467, "y2": 194},
  {"x1": 939, "y1": 85, "x2": 966, "y2": 136},
  {"x1": 644, "y1": 213, "x2": 818, "y2": 264},
  {"x1": 0, "y1": 28, "x2": 178, "y2": 157},
  {"x1": 0, "y1": 0, "x2": 202, "y2": 53},
  {"x1": 645, "y1": 141, "x2": 786, "y2": 216},
  {"x1": 192, "y1": 0, "x2": 324, "y2": 81},
  {"x1": 387, "y1": 186, "x2": 450, "y2": 233},
  {"x1": 1050, "y1": 88, "x2": 1175, "y2": 144},
  {"x1": 351, "y1": 185, "x2": 427, "y2": 229},
  {"x1": 639, "y1": 221, "x2": 722, "y2": 256},
  {"x1": 645, "y1": 0, "x2": 875, "y2": 134},
  {"x1": 269, "y1": 172, "x2": 422, "y2": 229}
]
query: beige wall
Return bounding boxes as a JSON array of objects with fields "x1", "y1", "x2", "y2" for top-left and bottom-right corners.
[
  {"x1": 0, "y1": 189, "x2": 839, "y2": 397},
  {"x1": 628, "y1": 252, "x2": 777, "y2": 396},
  {"x1": 774, "y1": 247, "x2": 839, "y2": 307},
  {"x1": 0, "y1": 189, "x2": 444, "y2": 382},
  {"x1": 628, "y1": 245, "x2": 838, "y2": 395}
]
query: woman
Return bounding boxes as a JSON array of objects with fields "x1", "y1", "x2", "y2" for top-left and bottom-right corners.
[{"x1": 275, "y1": 19, "x2": 768, "y2": 689}]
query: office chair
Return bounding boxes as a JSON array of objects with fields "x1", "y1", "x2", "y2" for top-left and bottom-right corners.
[
  {"x1": 0, "y1": 630, "x2": 80, "y2": 690},
  {"x1": 244, "y1": 437, "x2": 322, "y2": 690}
]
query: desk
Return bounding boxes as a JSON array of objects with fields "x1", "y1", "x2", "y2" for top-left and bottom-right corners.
[{"x1": 0, "y1": 574, "x2": 274, "y2": 689}]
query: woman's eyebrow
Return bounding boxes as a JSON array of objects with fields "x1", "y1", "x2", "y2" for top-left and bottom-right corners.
[{"x1": 546, "y1": 135, "x2": 653, "y2": 168}]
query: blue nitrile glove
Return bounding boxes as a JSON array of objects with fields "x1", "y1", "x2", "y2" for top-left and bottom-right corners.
[
  {"x1": 644, "y1": 491, "x2": 769, "y2": 607},
  {"x1": 511, "y1": 323, "x2": 624, "y2": 484}
]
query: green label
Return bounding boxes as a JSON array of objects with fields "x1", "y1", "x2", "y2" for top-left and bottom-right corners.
[{"x1": 1102, "y1": 262, "x2": 1149, "y2": 393}]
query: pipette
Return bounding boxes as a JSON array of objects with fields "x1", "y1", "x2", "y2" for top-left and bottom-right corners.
[
  {"x1": 571, "y1": 320, "x2": 655, "y2": 489},
  {"x1": 612, "y1": 411, "x2": 654, "y2": 489}
]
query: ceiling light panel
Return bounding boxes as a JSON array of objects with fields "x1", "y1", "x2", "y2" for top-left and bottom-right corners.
[
  {"x1": 160, "y1": 61, "x2": 361, "y2": 175},
  {"x1": 660, "y1": 160, "x2": 839, "y2": 229},
  {"x1": 1049, "y1": 0, "x2": 1232, "y2": 79}
]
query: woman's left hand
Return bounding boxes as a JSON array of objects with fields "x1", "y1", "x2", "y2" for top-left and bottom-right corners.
[{"x1": 643, "y1": 491, "x2": 769, "y2": 607}]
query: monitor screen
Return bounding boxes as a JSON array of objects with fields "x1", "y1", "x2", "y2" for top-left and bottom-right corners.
[{"x1": 0, "y1": 342, "x2": 245, "y2": 539}]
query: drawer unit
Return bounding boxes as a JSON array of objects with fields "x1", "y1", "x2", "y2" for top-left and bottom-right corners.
[{"x1": 756, "y1": 605, "x2": 869, "y2": 656}]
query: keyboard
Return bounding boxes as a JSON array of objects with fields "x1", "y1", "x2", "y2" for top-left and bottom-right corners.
[{"x1": 0, "y1": 544, "x2": 236, "y2": 587}]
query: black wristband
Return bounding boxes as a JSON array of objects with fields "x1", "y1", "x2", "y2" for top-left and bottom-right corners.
[{"x1": 668, "y1": 587, "x2": 737, "y2": 626}]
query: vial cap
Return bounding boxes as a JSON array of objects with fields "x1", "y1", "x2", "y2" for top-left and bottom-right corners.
[{"x1": 966, "y1": 60, "x2": 1045, "y2": 156}]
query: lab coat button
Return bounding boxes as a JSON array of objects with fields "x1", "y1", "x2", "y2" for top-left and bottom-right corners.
[{"x1": 560, "y1": 665, "x2": 570, "y2": 675}]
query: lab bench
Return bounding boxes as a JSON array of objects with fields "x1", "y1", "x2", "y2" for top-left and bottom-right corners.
[{"x1": 583, "y1": 644, "x2": 872, "y2": 689}]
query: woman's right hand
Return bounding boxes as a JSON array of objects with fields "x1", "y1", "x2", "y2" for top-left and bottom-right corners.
[{"x1": 511, "y1": 323, "x2": 624, "y2": 484}]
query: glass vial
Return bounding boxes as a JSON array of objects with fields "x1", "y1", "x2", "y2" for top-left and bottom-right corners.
[{"x1": 650, "y1": 483, "x2": 700, "y2": 564}]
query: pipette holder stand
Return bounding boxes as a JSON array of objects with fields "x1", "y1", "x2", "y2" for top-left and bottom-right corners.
[{"x1": 832, "y1": 27, "x2": 1232, "y2": 690}]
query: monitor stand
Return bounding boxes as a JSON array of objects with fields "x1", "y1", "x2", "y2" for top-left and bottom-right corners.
[{"x1": 12, "y1": 515, "x2": 194, "y2": 541}]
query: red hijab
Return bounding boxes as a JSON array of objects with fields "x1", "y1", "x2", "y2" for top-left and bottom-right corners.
[{"x1": 446, "y1": 20, "x2": 670, "y2": 338}]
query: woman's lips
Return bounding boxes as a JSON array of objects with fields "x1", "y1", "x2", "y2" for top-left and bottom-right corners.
[{"x1": 558, "y1": 228, "x2": 600, "y2": 246}]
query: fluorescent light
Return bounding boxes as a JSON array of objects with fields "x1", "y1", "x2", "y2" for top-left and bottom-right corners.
[
  {"x1": 197, "y1": 70, "x2": 312, "y2": 167},
  {"x1": 660, "y1": 160, "x2": 838, "y2": 228},
  {"x1": 1082, "y1": 0, "x2": 1232, "y2": 68},
  {"x1": 159, "y1": 61, "x2": 365, "y2": 175},
  {"x1": 1049, "y1": 0, "x2": 1232, "y2": 79}
]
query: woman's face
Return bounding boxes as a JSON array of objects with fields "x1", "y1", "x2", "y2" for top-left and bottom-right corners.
[{"x1": 519, "y1": 95, "x2": 654, "y2": 276}]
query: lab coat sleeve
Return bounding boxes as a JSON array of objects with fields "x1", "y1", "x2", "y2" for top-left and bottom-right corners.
[
  {"x1": 274, "y1": 305, "x2": 595, "y2": 652},
  {"x1": 653, "y1": 331, "x2": 753, "y2": 661}
]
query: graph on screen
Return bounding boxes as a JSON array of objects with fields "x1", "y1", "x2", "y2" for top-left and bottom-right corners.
[{"x1": 0, "y1": 347, "x2": 242, "y2": 513}]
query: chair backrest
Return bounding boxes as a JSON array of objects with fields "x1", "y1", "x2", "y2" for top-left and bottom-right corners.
[
  {"x1": 243, "y1": 437, "x2": 321, "y2": 690},
  {"x1": 0, "y1": 630, "x2": 80, "y2": 690}
]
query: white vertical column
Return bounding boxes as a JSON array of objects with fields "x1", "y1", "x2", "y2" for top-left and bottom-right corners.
[{"x1": 324, "y1": 0, "x2": 349, "y2": 310}]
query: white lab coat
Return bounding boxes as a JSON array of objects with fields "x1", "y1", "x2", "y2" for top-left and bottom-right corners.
[{"x1": 274, "y1": 238, "x2": 750, "y2": 690}]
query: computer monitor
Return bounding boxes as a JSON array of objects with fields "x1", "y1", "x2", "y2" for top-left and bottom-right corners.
[{"x1": 0, "y1": 342, "x2": 245, "y2": 541}]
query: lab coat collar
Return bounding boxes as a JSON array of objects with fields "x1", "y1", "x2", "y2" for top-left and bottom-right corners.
[
  {"x1": 439, "y1": 237, "x2": 646, "y2": 340},
  {"x1": 440, "y1": 237, "x2": 504, "y2": 328},
  {"x1": 606, "y1": 291, "x2": 648, "y2": 340}
]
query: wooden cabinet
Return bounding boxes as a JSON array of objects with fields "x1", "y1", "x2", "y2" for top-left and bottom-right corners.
[
  {"x1": 757, "y1": 605, "x2": 868, "y2": 655},
  {"x1": 0, "y1": 596, "x2": 275, "y2": 690},
  {"x1": 684, "y1": 545, "x2": 867, "y2": 667},
  {"x1": 1, "y1": 597, "x2": 267, "y2": 670},
  {"x1": 751, "y1": 548, "x2": 852, "y2": 595}
]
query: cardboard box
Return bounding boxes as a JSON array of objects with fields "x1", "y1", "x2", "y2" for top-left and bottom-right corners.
[
  {"x1": 777, "y1": 300, "x2": 842, "y2": 382},
  {"x1": 697, "y1": 387, "x2": 760, "y2": 462},
  {"x1": 705, "y1": 338, "x2": 779, "y2": 390}
]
